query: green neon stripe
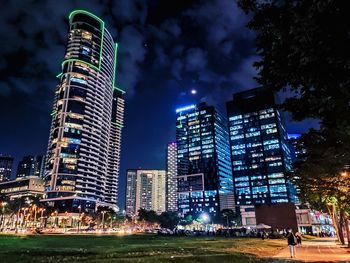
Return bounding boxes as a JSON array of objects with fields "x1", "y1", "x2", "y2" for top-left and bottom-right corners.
[
  {"x1": 56, "y1": 73, "x2": 63, "y2": 79},
  {"x1": 51, "y1": 110, "x2": 57, "y2": 117},
  {"x1": 113, "y1": 86, "x2": 126, "y2": 94},
  {"x1": 68, "y1": 10, "x2": 105, "y2": 70},
  {"x1": 112, "y1": 122, "x2": 124, "y2": 128},
  {"x1": 61, "y1": 58, "x2": 99, "y2": 72},
  {"x1": 113, "y1": 43, "x2": 118, "y2": 87},
  {"x1": 112, "y1": 43, "x2": 126, "y2": 94},
  {"x1": 113, "y1": 43, "x2": 118, "y2": 88},
  {"x1": 69, "y1": 10, "x2": 104, "y2": 25}
]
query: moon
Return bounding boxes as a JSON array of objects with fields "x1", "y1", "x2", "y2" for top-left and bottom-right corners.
[{"x1": 191, "y1": 89, "x2": 197, "y2": 95}]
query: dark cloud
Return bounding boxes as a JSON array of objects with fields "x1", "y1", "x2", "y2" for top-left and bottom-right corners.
[{"x1": 118, "y1": 26, "x2": 146, "y2": 96}]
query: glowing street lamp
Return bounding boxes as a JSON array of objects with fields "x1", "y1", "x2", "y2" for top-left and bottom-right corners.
[{"x1": 201, "y1": 213, "x2": 210, "y2": 223}]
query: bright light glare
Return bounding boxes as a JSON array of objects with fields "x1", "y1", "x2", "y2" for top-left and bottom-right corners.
[
  {"x1": 201, "y1": 213, "x2": 210, "y2": 222},
  {"x1": 191, "y1": 89, "x2": 197, "y2": 94}
]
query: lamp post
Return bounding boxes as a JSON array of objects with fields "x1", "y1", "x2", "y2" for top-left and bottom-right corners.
[
  {"x1": 32, "y1": 205, "x2": 37, "y2": 227},
  {"x1": 77, "y1": 205, "x2": 82, "y2": 233},
  {"x1": 39, "y1": 208, "x2": 45, "y2": 228},
  {"x1": 22, "y1": 208, "x2": 29, "y2": 228},
  {"x1": 101, "y1": 211, "x2": 106, "y2": 230}
]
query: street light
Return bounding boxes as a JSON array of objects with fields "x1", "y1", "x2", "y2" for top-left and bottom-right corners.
[
  {"x1": 78, "y1": 205, "x2": 82, "y2": 233},
  {"x1": 201, "y1": 213, "x2": 210, "y2": 223},
  {"x1": 200, "y1": 212, "x2": 210, "y2": 232},
  {"x1": 101, "y1": 211, "x2": 107, "y2": 230},
  {"x1": 39, "y1": 208, "x2": 46, "y2": 227}
]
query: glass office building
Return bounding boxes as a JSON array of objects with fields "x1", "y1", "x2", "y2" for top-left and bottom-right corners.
[
  {"x1": 44, "y1": 10, "x2": 125, "y2": 212},
  {"x1": 176, "y1": 103, "x2": 234, "y2": 221},
  {"x1": 226, "y1": 87, "x2": 295, "y2": 206}
]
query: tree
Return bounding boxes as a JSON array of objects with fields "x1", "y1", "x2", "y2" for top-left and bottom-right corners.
[
  {"x1": 290, "y1": 130, "x2": 350, "y2": 244},
  {"x1": 138, "y1": 209, "x2": 159, "y2": 223},
  {"x1": 238, "y1": 0, "x2": 350, "y2": 246},
  {"x1": 238, "y1": 0, "x2": 350, "y2": 131},
  {"x1": 158, "y1": 212, "x2": 180, "y2": 229},
  {"x1": 179, "y1": 214, "x2": 193, "y2": 226}
]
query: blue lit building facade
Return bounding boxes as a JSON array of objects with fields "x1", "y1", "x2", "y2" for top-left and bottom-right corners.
[
  {"x1": 176, "y1": 103, "x2": 234, "y2": 221},
  {"x1": 44, "y1": 10, "x2": 125, "y2": 212},
  {"x1": 226, "y1": 87, "x2": 295, "y2": 206}
]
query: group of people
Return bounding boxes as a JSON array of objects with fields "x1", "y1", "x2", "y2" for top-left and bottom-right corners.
[{"x1": 287, "y1": 230, "x2": 302, "y2": 258}]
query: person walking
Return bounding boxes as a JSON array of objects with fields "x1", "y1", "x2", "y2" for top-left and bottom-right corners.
[{"x1": 287, "y1": 230, "x2": 297, "y2": 258}]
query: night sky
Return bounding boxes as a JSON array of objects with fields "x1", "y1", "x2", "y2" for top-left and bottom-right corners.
[{"x1": 0, "y1": 0, "x2": 317, "y2": 208}]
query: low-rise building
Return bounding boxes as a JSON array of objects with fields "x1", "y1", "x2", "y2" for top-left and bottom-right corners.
[{"x1": 0, "y1": 177, "x2": 45, "y2": 199}]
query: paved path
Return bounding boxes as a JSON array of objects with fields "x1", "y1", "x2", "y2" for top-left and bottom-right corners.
[{"x1": 273, "y1": 238, "x2": 350, "y2": 262}]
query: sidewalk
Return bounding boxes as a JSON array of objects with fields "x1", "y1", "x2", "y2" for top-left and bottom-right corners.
[{"x1": 273, "y1": 238, "x2": 350, "y2": 262}]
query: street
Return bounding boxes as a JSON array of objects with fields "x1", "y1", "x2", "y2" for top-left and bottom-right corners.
[{"x1": 274, "y1": 238, "x2": 350, "y2": 262}]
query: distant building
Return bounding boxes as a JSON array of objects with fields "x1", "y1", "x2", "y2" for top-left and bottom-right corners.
[
  {"x1": 16, "y1": 155, "x2": 45, "y2": 178},
  {"x1": 175, "y1": 103, "x2": 234, "y2": 221},
  {"x1": 0, "y1": 177, "x2": 45, "y2": 199},
  {"x1": 226, "y1": 87, "x2": 296, "y2": 206},
  {"x1": 0, "y1": 155, "x2": 14, "y2": 182},
  {"x1": 166, "y1": 142, "x2": 178, "y2": 212},
  {"x1": 125, "y1": 169, "x2": 166, "y2": 216},
  {"x1": 288, "y1": 133, "x2": 306, "y2": 161}
]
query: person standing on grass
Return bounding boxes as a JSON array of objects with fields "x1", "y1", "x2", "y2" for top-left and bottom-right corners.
[{"x1": 287, "y1": 229, "x2": 297, "y2": 258}]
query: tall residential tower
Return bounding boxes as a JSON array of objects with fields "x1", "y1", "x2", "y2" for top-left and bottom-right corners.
[
  {"x1": 125, "y1": 169, "x2": 166, "y2": 216},
  {"x1": 176, "y1": 103, "x2": 234, "y2": 221},
  {"x1": 44, "y1": 10, "x2": 125, "y2": 212}
]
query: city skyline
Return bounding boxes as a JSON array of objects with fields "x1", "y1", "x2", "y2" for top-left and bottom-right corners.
[{"x1": 0, "y1": 1, "x2": 317, "y2": 209}]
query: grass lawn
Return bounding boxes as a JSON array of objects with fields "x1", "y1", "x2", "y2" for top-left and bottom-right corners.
[{"x1": 0, "y1": 234, "x2": 287, "y2": 263}]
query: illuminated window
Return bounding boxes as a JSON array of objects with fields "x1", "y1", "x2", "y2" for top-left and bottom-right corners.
[
  {"x1": 268, "y1": 173, "x2": 284, "y2": 178},
  {"x1": 231, "y1": 134, "x2": 244, "y2": 140},
  {"x1": 261, "y1": 123, "x2": 276, "y2": 129},
  {"x1": 264, "y1": 144, "x2": 280, "y2": 150},
  {"x1": 81, "y1": 31, "x2": 92, "y2": 40}
]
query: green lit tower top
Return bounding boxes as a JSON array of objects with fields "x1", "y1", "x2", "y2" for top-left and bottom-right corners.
[{"x1": 44, "y1": 10, "x2": 125, "y2": 212}]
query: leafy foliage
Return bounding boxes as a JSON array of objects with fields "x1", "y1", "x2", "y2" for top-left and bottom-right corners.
[
  {"x1": 238, "y1": 0, "x2": 350, "y2": 130},
  {"x1": 238, "y1": 0, "x2": 350, "y2": 245},
  {"x1": 137, "y1": 209, "x2": 180, "y2": 229}
]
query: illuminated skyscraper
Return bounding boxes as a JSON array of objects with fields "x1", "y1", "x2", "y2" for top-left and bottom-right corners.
[
  {"x1": 176, "y1": 103, "x2": 234, "y2": 221},
  {"x1": 166, "y1": 142, "x2": 178, "y2": 212},
  {"x1": 44, "y1": 10, "x2": 125, "y2": 212},
  {"x1": 125, "y1": 169, "x2": 166, "y2": 216},
  {"x1": 226, "y1": 87, "x2": 295, "y2": 206}
]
